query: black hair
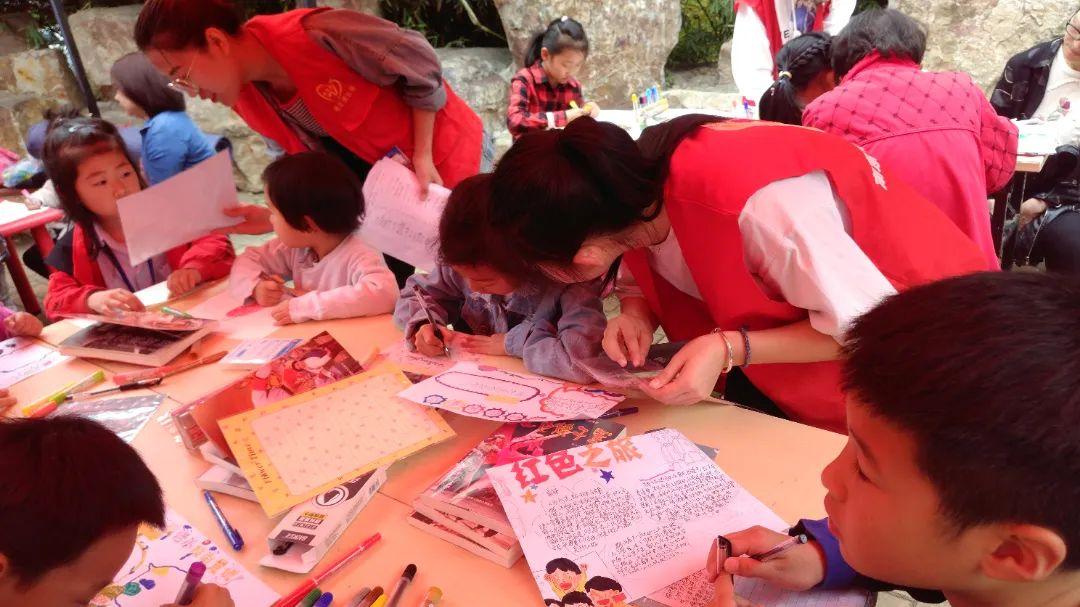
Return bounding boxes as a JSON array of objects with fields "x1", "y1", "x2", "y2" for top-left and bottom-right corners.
[
  {"x1": 111, "y1": 52, "x2": 186, "y2": 117},
  {"x1": 843, "y1": 271, "x2": 1080, "y2": 569},
  {"x1": 545, "y1": 557, "x2": 582, "y2": 574},
  {"x1": 42, "y1": 116, "x2": 146, "y2": 259},
  {"x1": 262, "y1": 151, "x2": 363, "y2": 235},
  {"x1": 525, "y1": 16, "x2": 589, "y2": 67},
  {"x1": 0, "y1": 417, "x2": 165, "y2": 586},
  {"x1": 438, "y1": 173, "x2": 504, "y2": 268},
  {"x1": 561, "y1": 591, "x2": 593, "y2": 605},
  {"x1": 583, "y1": 576, "x2": 622, "y2": 592},
  {"x1": 759, "y1": 32, "x2": 832, "y2": 125},
  {"x1": 831, "y1": 8, "x2": 927, "y2": 79},
  {"x1": 135, "y1": 0, "x2": 244, "y2": 51},
  {"x1": 486, "y1": 114, "x2": 721, "y2": 281}
]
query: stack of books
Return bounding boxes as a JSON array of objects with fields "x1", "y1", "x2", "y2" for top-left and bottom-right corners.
[{"x1": 407, "y1": 418, "x2": 627, "y2": 567}]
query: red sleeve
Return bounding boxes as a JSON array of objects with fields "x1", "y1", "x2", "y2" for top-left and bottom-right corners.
[
  {"x1": 978, "y1": 91, "x2": 1019, "y2": 194},
  {"x1": 44, "y1": 270, "x2": 99, "y2": 320},
  {"x1": 176, "y1": 234, "x2": 236, "y2": 281},
  {"x1": 507, "y1": 73, "x2": 549, "y2": 139}
]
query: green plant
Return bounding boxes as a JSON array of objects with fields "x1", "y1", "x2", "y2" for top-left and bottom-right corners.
[
  {"x1": 668, "y1": 0, "x2": 735, "y2": 69},
  {"x1": 380, "y1": 0, "x2": 505, "y2": 48}
]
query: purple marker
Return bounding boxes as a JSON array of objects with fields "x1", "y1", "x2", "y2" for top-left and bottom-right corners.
[{"x1": 174, "y1": 561, "x2": 206, "y2": 606}]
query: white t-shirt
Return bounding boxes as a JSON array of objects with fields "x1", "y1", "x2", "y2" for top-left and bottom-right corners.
[
  {"x1": 1034, "y1": 47, "x2": 1080, "y2": 118},
  {"x1": 616, "y1": 171, "x2": 897, "y2": 340}
]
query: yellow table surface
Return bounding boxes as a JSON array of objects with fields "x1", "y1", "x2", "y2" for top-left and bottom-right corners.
[{"x1": 23, "y1": 281, "x2": 845, "y2": 607}]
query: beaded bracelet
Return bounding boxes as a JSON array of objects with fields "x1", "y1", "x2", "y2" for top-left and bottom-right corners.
[{"x1": 739, "y1": 325, "x2": 752, "y2": 367}]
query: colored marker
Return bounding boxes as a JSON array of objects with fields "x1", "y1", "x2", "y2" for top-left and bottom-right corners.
[
  {"x1": 203, "y1": 491, "x2": 244, "y2": 550},
  {"x1": 71, "y1": 376, "x2": 163, "y2": 400},
  {"x1": 174, "y1": 561, "x2": 206, "y2": 605},
  {"x1": 313, "y1": 593, "x2": 335, "y2": 607},
  {"x1": 161, "y1": 306, "x2": 193, "y2": 318},
  {"x1": 270, "y1": 534, "x2": 382, "y2": 607},
  {"x1": 347, "y1": 587, "x2": 371, "y2": 607},
  {"x1": 355, "y1": 587, "x2": 383, "y2": 607},
  {"x1": 417, "y1": 587, "x2": 442, "y2": 607},
  {"x1": 599, "y1": 407, "x2": 639, "y2": 419},
  {"x1": 370, "y1": 596, "x2": 388, "y2": 607},
  {"x1": 384, "y1": 564, "x2": 416, "y2": 607},
  {"x1": 21, "y1": 370, "x2": 106, "y2": 418},
  {"x1": 299, "y1": 589, "x2": 323, "y2": 607},
  {"x1": 108, "y1": 350, "x2": 227, "y2": 387}
]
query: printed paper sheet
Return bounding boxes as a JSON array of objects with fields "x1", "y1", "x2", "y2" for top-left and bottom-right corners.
[
  {"x1": 0, "y1": 337, "x2": 70, "y2": 390},
  {"x1": 397, "y1": 361, "x2": 624, "y2": 422},
  {"x1": 221, "y1": 366, "x2": 455, "y2": 516},
  {"x1": 488, "y1": 429, "x2": 851, "y2": 606},
  {"x1": 90, "y1": 508, "x2": 278, "y2": 607},
  {"x1": 359, "y1": 158, "x2": 450, "y2": 272},
  {"x1": 117, "y1": 151, "x2": 241, "y2": 265}
]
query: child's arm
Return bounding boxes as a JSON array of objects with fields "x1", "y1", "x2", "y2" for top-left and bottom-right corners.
[
  {"x1": 393, "y1": 265, "x2": 469, "y2": 344},
  {"x1": 174, "y1": 233, "x2": 236, "y2": 284},
  {"x1": 44, "y1": 270, "x2": 103, "y2": 320},
  {"x1": 285, "y1": 245, "x2": 398, "y2": 323},
  {"x1": 227, "y1": 239, "x2": 294, "y2": 302},
  {"x1": 508, "y1": 283, "x2": 607, "y2": 384}
]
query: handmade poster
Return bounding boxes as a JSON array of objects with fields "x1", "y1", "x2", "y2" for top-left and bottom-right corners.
[
  {"x1": 643, "y1": 567, "x2": 872, "y2": 607},
  {"x1": 190, "y1": 331, "x2": 366, "y2": 454},
  {"x1": 397, "y1": 362, "x2": 624, "y2": 422},
  {"x1": 220, "y1": 366, "x2": 455, "y2": 516},
  {"x1": 0, "y1": 337, "x2": 70, "y2": 390},
  {"x1": 61, "y1": 393, "x2": 163, "y2": 443},
  {"x1": 90, "y1": 508, "x2": 278, "y2": 607},
  {"x1": 379, "y1": 340, "x2": 480, "y2": 379},
  {"x1": 487, "y1": 429, "x2": 803, "y2": 606},
  {"x1": 117, "y1": 151, "x2": 241, "y2": 265},
  {"x1": 187, "y1": 291, "x2": 278, "y2": 340},
  {"x1": 359, "y1": 157, "x2": 450, "y2": 272}
]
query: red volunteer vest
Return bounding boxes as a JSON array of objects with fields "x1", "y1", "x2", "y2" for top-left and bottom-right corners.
[
  {"x1": 734, "y1": 0, "x2": 830, "y2": 74},
  {"x1": 625, "y1": 121, "x2": 988, "y2": 433},
  {"x1": 233, "y1": 9, "x2": 483, "y2": 187}
]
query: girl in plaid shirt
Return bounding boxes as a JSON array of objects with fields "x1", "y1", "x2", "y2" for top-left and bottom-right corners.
[{"x1": 507, "y1": 17, "x2": 601, "y2": 140}]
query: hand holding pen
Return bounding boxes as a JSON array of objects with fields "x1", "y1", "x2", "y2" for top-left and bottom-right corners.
[
  {"x1": 410, "y1": 286, "x2": 451, "y2": 358},
  {"x1": 708, "y1": 526, "x2": 824, "y2": 591}
]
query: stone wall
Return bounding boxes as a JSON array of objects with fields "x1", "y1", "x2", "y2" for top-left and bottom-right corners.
[
  {"x1": 494, "y1": 0, "x2": 681, "y2": 107},
  {"x1": 893, "y1": 0, "x2": 1076, "y2": 92},
  {"x1": 435, "y1": 47, "x2": 514, "y2": 135}
]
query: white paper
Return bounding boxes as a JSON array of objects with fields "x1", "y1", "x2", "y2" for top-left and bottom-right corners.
[
  {"x1": 0, "y1": 337, "x2": 70, "y2": 390},
  {"x1": 187, "y1": 291, "x2": 277, "y2": 340},
  {"x1": 117, "y1": 151, "x2": 240, "y2": 265},
  {"x1": 487, "y1": 429, "x2": 800, "y2": 605},
  {"x1": 359, "y1": 158, "x2": 450, "y2": 272},
  {"x1": 134, "y1": 281, "x2": 171, "y2": 307},
  {"x1": 90, "y1": 508, "x2": 278, "y2": 607},
  {"x1": 397, "y1": 361, "x2": 624, "y2": 422},
  {"x1": 0, "y1": 200, "x2": 49, "y2": 225}
]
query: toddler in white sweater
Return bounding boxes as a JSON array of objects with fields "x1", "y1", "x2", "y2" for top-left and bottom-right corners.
[{"x1": 229, "y1": 152, "x2": 397, "y2": 324}]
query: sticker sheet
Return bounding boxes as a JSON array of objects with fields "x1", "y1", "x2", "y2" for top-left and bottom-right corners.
[
  {"x1": 397, "y1": 362, "x2": 624, "y2": 422},
  {"x1": 221, "y1": 366, "x2": 455, "y2": 516}
]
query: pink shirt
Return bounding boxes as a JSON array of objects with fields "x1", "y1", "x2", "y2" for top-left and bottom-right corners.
[{"x1": 803, "y1": 53, "x2": 1018, "y2": 269}]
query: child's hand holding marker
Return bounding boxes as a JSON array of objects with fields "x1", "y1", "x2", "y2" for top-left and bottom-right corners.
[
  {"x1": 254, "y1": 279, "x2": 285, "y2": 307},
  {"x1": 414, "y1": 323, "x2": 455, "y2": 358}
]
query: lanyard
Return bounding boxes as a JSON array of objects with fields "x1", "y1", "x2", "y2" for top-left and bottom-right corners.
[{"x1": 101, "y1": 244, "x2": 155, "y2": 293}]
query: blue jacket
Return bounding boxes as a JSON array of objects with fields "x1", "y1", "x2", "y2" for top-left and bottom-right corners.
[
  {"x1": 140, "y1": 111, "x2": 215, "y2": 185},
  {"x1": 796, "y1": 518, "x2": 946, "y2": 603},
  {"x1": 393, "y1": 265, "x2": 608, "y2": 384}
]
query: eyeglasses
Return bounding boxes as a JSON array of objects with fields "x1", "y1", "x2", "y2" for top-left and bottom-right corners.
[
  {"x1": 1067, "y1": 9, "x2": 1080, "y2": 40},
  {"x1": 166, "y1": 55, "x2": 198, "y2": 97}
]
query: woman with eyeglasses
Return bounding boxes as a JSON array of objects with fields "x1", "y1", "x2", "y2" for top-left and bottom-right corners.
[
  {"x1": 111, "y1": 52, "x2": 218, "y2": 186},
  {"x1": 133, "y1": 0, "x2": 487, "y2": 288},
  {"x1": 992, "y1": 6, "x2": 1080, "y2": 274}
]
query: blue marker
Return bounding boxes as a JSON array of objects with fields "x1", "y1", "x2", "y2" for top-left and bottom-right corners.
[
  {"x1": 203, "y1": 491, "x2": 244, "y2": 550},
  {"x1": 314, "y1": 593, "x2": 335, "y2": 606}
]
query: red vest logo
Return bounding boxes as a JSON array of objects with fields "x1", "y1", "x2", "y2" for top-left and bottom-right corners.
[{"x1": 315, "y1": 78, "x2": 345, "y2": 104}]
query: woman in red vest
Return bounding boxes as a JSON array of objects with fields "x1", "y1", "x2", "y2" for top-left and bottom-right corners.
[
  {"x1": 134, "y1": 0, "x2": 485, "y2": 285},
  {"x1": 484, "y1": 116, "x2": 988, "y2": 432}
]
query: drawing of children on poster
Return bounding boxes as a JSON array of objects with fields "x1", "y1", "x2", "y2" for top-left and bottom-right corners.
[
  {"x1": 544, "y1": 558, "x2": 589, "y2": 597},
  {"x1": 561, "y1": 591, "x2": 595, "y2": 607},
  {"x1": 585, "y1": 576, "x2": 629, "y2": 607}
]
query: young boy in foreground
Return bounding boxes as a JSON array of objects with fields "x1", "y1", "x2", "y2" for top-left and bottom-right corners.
[
  {"x1": 0, "y1": 416, "x2": 234, "y2": 607},
  {"x1": 713, "y1": 272, "x2": 1080, "y2": 607}
]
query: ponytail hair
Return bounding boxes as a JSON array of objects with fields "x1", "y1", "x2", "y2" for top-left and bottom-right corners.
[
  {"x1": 524, "y1": 16, "x2": 589, "y2": 67},
  {"x1": 759, "y1": 32, "x2": 832, "y2": 125}
]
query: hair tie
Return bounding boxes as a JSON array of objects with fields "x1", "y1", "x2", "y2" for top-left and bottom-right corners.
[{"x1": 778, "y1": 70, "x2": 793, "y2": 80}]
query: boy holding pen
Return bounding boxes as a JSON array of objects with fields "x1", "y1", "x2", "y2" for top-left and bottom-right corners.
[
  {"x1": 711, "y1": 272, "x2": 1080, "y2": 607},
  {"x1": 0, "y1": 416, "x2": 234, "y2": 607}
]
